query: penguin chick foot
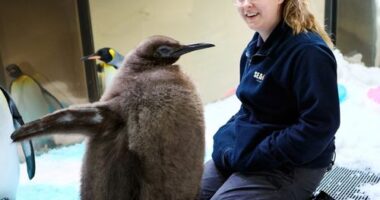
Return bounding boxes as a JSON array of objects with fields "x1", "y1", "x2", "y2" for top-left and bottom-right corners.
[{"x1": 11, "y1": 104, "x2": 124, "y2": 142}]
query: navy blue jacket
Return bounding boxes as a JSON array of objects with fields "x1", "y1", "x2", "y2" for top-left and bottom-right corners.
[{"x1": 212, "y1": 22, "x2": 340, "y2": 173}]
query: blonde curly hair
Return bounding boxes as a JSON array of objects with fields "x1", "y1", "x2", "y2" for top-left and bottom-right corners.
[{"x1": 282, "y1": 0, "x2": 334, "y2": 48}]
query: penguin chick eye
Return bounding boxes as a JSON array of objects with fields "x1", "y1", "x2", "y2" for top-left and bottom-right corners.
[{"x1": 154, "y1": 45, "x2": 174, "y2": 58}]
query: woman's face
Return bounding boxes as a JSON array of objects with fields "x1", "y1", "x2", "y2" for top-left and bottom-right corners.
[{"x1": 236, "y1": 0, "x2": 284, "y2": 40}]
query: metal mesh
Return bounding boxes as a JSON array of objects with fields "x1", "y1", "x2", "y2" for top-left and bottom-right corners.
[{"x1": 316, "y1": 166, "x2": 380, "y2": 200}]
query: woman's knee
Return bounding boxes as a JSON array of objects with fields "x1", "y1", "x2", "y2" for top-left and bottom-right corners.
[{"x1": 198, "y1": 160, "x2": 227, "y2": 200}]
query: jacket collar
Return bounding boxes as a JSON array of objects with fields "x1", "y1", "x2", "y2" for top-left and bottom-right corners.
[{"x1": 246, "y1": 21, "x2": 292, "y2": 59}]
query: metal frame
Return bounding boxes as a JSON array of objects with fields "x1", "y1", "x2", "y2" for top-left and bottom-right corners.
[
  {"x1": 0, "y1": 52, "x2": 5, "y2": 89},
  {"x1": 324, "y1": 0, "x2": 338, "y2": 44},
  {"x1": 317, "y1": 166, "x2": 380, "y2": 200},
  {"x1": 77, "y1": 0, "x2": 100, "y2": 102},
  {"x1": 0, "y1": 13, "x2": 6, "y2": 89}
]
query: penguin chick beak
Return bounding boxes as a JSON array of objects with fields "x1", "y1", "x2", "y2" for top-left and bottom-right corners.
[
  {"x1": 170, "y1": 43, "x2": 215, "y2": 57},
  {"x1": 81, "y1": 54, "x2": 101, "y2": 61}
]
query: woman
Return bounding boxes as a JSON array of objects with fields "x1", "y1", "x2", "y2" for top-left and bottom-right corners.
[{"x1": 199, "y1": 0, "x2": 340, "y2": 199}]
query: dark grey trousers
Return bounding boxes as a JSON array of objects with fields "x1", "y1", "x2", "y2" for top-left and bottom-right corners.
[{"x1": 198, "y1": 160, "x2": 326, "y2": 200}]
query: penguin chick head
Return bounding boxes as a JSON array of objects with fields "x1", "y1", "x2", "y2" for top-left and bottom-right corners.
[
  {"x1": 126, "y1": 35, "x2": 214, "y2": 69},
  {"x1": 6, "y1": 64, "x2": 23, "y2": 79}
]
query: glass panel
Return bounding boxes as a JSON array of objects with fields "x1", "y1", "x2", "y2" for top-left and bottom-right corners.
[
  {"x1": 336, "y1": 0, "x2": 379, "y2": 67},
  {"x1": 0, "y1": 0, "x2": 88, "y2": 152}
]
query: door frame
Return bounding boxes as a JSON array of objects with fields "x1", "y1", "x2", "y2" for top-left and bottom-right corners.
[{"x1": 77, "y1": 0, "x2": 100, "y2": 102}]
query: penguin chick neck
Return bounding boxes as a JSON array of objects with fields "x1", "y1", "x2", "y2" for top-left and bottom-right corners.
[{"x1": 124, "y1": 35, "x2": 214, "y2": 72}]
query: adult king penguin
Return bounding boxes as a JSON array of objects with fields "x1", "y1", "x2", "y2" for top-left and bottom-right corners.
[
  {"x1": 11, "y1": 35, "x2": 214, "y2": 200},
  {"x1": 0, "y1": 86, "x2": 35, "y2": 200},
  {"x1": 95, "y1": 62, "x2": 117, "y2": 93},
  {"x1": 82, "y1": 47, "x2": 125, "y2": 69},
  {"x1": 6, "y1": 64, "x2": 64, "y2": 152},
  {"x1": 82, "y1": 47, "x2": 125, "y2": 93}
]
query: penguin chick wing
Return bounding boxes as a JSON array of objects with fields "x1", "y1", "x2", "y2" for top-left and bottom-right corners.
[{"x1": 11, "y1": 103, "x2": 124, "y2": 142}]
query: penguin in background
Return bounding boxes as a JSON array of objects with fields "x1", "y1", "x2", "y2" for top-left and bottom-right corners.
[
  {"x1": 83, "y1": 47, "x2": 125, "y2": 69},
  {"x1": 0, "y1": 86, "x2": 35, "y2": 200},
  {"x1": 11, "y1": 35, "x2": 214, "y2": 200},
  {"x1": 82, "y1": 47, "x2": 125, "y2": 93},
  {"x1": 6, "y1": 64, "x2": 64, "y2": 152},
  {"x1": 95, "y1": 62, "x2": 118, "y2": 94}
]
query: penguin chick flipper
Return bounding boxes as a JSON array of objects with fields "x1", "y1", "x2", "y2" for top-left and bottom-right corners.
[
  {"x1": 11, "y1": 105, "x2": 124, "y2": 142},
  {"x1": 21, "y1": 140, "x2": 35, "y2": 179}
]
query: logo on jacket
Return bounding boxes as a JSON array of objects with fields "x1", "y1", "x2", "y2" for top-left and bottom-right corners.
[{"x1": 253, "y1": 71, "x2": 265, "y2": 82}]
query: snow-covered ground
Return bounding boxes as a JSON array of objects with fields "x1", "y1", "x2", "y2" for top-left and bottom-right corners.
[{"x1": 16, "y1": 50, "x2": 380, "y2": 199}]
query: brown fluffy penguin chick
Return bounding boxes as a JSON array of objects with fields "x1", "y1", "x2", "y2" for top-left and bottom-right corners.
[{"x1": 11, "y1": 35, "x2": 214, "y2": 200}]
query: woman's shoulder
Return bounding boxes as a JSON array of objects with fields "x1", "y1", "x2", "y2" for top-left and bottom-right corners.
[
  {"x1": 273, "y1": 31, "x2": 336, "y2": 68},
  {"x1": 276, "y1": 31, "x2": 333, "y2": 60},
  {"x1": 291, "y1": 31, "x2": 330, "y2": 49}
]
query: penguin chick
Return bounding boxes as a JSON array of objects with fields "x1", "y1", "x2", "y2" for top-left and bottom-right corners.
[
  {"x1": 82, "y1": 47, "x2": 125, "y2": 69},
  {"x1": 12, "y1": 35, "x2": 214, "y2": 200}
]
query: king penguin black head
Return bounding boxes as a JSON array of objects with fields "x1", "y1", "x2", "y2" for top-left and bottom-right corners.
[
  {"x1": 81, "y1": 47, "x2": 113, "y2": 63},
  {"x1": 129, "y1": 35, "x2": 215, "y2": 67},
  {"x1": 6, "y1": 64, "x2": 23, "y2": 79}
]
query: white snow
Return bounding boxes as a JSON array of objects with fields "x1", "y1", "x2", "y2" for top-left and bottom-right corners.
[
  {"x1": 359, "y1": 183, "x2": 380, "y2": 200},
  {"x1": 14, "y1": 49, "x2": 380, "y2": 199}
]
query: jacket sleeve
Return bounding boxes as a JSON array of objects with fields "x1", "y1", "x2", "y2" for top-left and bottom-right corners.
[
  {"x1": 212, "y1": 106, "x2": 245, "y2": 173},
  {"x1": 223, "y1": 45, "x2": 341, "y2": 172},
  {"x1": 212, "y1": 41, "x2": 251, "y2": 172}
]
